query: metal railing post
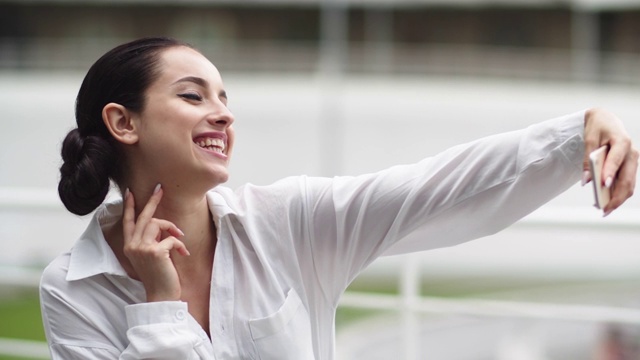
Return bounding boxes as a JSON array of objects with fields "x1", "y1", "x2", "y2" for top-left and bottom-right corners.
[{"x1": 400, "y1": 253, "x2": 421, "y2": 360}]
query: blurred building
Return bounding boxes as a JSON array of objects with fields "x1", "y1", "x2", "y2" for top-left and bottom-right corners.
[{"x1": 1, "y1": 0, "x2": 640, "y2": 83}]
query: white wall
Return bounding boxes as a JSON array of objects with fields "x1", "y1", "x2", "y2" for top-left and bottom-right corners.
[{"x1": 1, "y1": 71, "x2": 639, "y2": 267}]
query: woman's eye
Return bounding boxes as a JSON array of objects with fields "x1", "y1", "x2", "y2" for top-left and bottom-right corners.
[{"x1": 179, "y1": 93, "x2": 202, "y2": 101}]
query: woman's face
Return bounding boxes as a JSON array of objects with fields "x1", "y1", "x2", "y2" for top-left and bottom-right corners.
[{"x1": 132, "y1": 46, "x2": 235, "y2": 191}]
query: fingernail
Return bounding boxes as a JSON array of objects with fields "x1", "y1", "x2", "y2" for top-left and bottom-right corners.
[
  {"x1": 605, "y1": 177, "x2": 613, "y2": 188},
  {"x1": 178, "y1": 228, "x2": 185, "y2": 237},
  {"x1": 124, "y1": 188, "x2": 130, "y2": 200},
  {"x1": 581, "y1": 171, "x2": 591, "y2": 186},
  {"x1": 153, "y1": 183, "x2": 162, "y2": 194}
]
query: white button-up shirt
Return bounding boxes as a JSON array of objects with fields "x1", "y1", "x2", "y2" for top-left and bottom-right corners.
[{"x1": 40, "y1": 111, "x2": 585, "y2": 359}]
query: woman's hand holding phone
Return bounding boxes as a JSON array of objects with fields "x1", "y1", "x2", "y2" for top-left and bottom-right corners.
[{"x1": 583, "y1": 108, "x2": 638, "y2": 216}]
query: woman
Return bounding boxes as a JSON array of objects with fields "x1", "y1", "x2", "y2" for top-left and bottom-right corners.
[{"x1": 40, "y1": 37, "x2": 638, "y2": 359}]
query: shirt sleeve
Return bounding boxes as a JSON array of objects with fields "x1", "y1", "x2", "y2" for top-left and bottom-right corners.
[
  {"x1": 303, "y1": 111, "x2": 585, "y2": 302},
  {"x1": 120, "y1": 302, "x2": 210, "y2": 359},
  {"x1": 40, "y1": 258, "x2": 213, "y2": 359},
  {"x1": 43, "y1": 299, "x2": 211, "y2": 360}
]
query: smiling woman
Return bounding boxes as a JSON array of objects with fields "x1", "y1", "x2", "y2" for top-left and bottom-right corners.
[{"x1": 39, "y1": 37, "x2": 638, "y2": 360}]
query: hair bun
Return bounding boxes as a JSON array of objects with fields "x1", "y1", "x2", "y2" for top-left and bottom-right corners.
[{"x1": 58, "y1": 129, "x2": 114, "y2": 215}]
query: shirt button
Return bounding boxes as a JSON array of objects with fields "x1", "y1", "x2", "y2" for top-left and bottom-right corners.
[
  {"x1": 569, "y1": 140, "x2": 580, "y2": 151},
  {"x1": 175, "y1": 309, "x2": 186, "y2": 321}
]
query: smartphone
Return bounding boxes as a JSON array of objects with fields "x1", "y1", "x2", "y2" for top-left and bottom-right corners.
[{"x1": 589, "y1": 145, "x2": 611, "y2": 209}]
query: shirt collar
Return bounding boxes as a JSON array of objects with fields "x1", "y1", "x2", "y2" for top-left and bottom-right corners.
[
  {"x1": 66, "y1": 200, "x2": 128, "y2": 281},
  {"x1": 206, "y1": 187, "x2": 240, "y2": 221},
  {"x1": 66, "y1": 187, "x2": 239, "y2": 282}
]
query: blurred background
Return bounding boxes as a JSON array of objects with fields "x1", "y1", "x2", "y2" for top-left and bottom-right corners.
[{"x1": 1, "y1": 0, "x2": 640, "y2": 359}]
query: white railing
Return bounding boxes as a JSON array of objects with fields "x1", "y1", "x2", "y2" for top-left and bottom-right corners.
[
  {"x1": 0, "y1": 338, "x2": 50, "y2": 359},
  {"x1": 338, "y1": 210, "x2": 640, "y2": 359},
  {"x1": 1, "y1": 188, "x2": 640, "y2": 359}
]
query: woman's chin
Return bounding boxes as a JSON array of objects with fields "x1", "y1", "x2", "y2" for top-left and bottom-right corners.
[{"x1": 206, "y1": 169, "x2": 230, "y2": 187}]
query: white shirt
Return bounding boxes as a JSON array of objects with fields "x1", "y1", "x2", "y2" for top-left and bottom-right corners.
[{"x1": 40, "y1": 111, "x2": 585, "y2": 360}]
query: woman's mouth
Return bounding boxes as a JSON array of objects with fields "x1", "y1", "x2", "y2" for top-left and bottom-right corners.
[{"x1": 194, "y1": 137, "x2": 226, "y2": 155}]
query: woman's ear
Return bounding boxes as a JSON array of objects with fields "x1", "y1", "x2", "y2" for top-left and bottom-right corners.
[{"x1": 102, "y1": 103, "x2": 139, "y2": 145}]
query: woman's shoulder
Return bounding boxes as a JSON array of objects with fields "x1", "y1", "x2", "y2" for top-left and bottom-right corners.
[
  {"x1": 207, "y1": 176, "x2": 333, "y2": 217},
  {"x1": 40, "y1": 252, "x2": 72, "y2": 293},
  {"x1": 212, "y1": 176, "x2": 325, "y2": 198}
]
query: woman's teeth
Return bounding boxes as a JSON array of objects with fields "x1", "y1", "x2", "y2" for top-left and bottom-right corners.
[{"x1": 196, "y1": 138, "x2": 225, "y2": 153}]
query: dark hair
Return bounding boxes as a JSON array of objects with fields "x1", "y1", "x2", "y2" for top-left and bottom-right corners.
[{"x1": 58, "y1": 37, "x2": 189, "y2": 215}]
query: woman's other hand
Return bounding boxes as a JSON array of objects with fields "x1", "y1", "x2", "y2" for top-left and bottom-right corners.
[
  {"x1": 122, "y1": 184, "x2": 190, "y2": 302},
  {"x1": 583, "y1": 108, "x2": 639, "y2": 216}
]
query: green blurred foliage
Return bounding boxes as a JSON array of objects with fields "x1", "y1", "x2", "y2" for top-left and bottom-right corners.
[{"x1": 0, "y1": 292, "x2": 45, "y2": 341}]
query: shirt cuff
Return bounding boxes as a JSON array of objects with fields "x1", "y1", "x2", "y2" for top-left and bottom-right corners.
[
  {"x1": 125, "y1": 301, "x2": 189, "y2": 328},
  {"x1": 555, "y1": 109, "x2": 586, "y2": 170}
]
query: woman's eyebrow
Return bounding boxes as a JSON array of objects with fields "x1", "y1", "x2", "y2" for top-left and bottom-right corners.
[{"x1": 172, "y1": 76, "x2": 208, "y2": 87}]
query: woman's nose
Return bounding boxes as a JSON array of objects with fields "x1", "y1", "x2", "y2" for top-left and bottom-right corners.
[{"x1": 207, "y1": 104, "x2": 234, "y2": 128}]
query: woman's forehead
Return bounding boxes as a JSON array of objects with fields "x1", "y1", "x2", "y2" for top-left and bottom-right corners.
[{"x1": 156, "y1": 46, "x2": 223, "y2": 86}]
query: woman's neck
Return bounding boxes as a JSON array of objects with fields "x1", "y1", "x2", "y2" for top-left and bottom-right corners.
[
  {"x1": 142, "y1": 185, "x2": 215, "y2": 269},
  {"x1": 108, "y1": 184, "x2": 217, "y2": 277}
]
